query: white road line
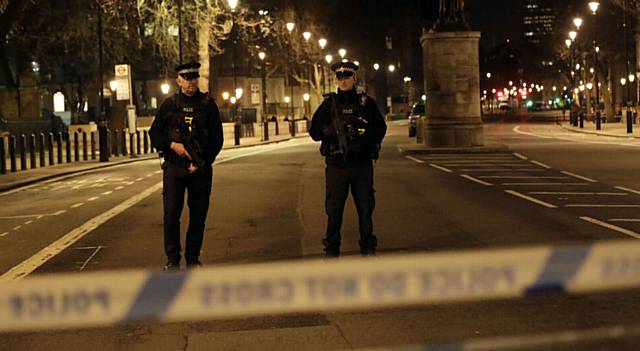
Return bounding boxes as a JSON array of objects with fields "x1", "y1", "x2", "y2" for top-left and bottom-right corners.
[
  {"x1": 501, "y1": 182, "x2": 589, "y2": 186},
  {"x1": 609, "y1": 219, "x2": 640, "y2": 222},
  {"x1": 70, "y1": 203, "x2": 84, "y2": 208},
  {"x1": 154, "y1": 170, "x2": 162, "y2": 174},
  {"x1": 0, "y1": 143, "x2": 298, "y2": 281},
  {"x1": 24, "y1": 220, "x2": 33, "y2": 225},
  {"x1": 429, "y1": 164, "x2": 453, "y2": 173},
  {"x1": 135, "y1": 177, "x2": 144, "y2": 181},
  {"x1": 461, "y1": 174, "x2": 493, "y2": 186},
  {"x1": 566, "y1": 204, "x2": 640, "y2": 208},
  {"x1": 513, "y1": 152, "x2": 528, "y2": 160},
  {"x1": 615, "y1": 186, "x2": 640, "y2": 195},
  {"x1": 12, "y1": 225, "x2": 22, "y2": 230},
  {"x1": 79, "y1": 246, "x2": 102, "y2": 271},
  {"x1": 0, "y1": 210, "x2": 67, "y2": 220},
  {"x1": 436, "y1": 163, "x2": 528, "y2": 166},
  {"x1": 146, "y1": 173, "x2": 154, "y2": 177},
  {"x1": 115, "y1": 186, "x2": 124, "y2": 190},
  {"x1": 479, "y1": 176, "x2": 569, "y2": 179},
  {"x1": 405, "y1": 155, "x2": 424, "y2": 163},
  {"x1": 530, "y1": 160, "x2": 552, "y2": 169},
  {"x1": 505, "y1": 190, "x2": 557, "y2": 208},
  {"x1": 0, "y1": 182, "x2": 163, "y2": 282},
  {"x1": 458, "y1": 169, "x2": 545, "y2": 172},
  {"x1": 0, "y1": 232, "x2": 8, "y2": 237},
  {"x1": 580, "y1": 216, "x2": 640, "y2": 239},
  {"x1": 528, "y1": 192, "x2": 627, "y2": 196},
  {"x1": 560, "y1": 171, "x2": 597, "y2": 183},
  {"x1": 87, "y1": 196, "x2": 99, "y2": 202},
  {"x1": 125, "y1": 181, "x2": 135, "y2": 185},
  {"x1": 513, "y1": 125, "x2": 552, "y2": 138},
  {"x1": 101, "y1": 191, "x2": 113, "y2": 195}
]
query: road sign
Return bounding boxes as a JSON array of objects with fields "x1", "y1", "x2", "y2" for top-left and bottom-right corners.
[{"x1": 114, "y1": 64, "x2": 131, "y2": 101}]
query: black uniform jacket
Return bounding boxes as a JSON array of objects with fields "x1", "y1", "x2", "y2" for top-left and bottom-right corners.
[
  {"x1": 150, "y1": 90, "x2": 224, "y2": 165},
  {"x1": 309, "y1": 88, "x2": 387, "y2": 165}
]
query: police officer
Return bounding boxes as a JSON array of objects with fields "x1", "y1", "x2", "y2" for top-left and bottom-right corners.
[
  {"x1": 150, "y1": 62, "x2": 224, "y2": 271},
  {"x1": 309, "y1": 61, "x2": 387, "y2": 257}
]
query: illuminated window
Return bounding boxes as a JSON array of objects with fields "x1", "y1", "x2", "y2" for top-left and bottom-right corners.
[{"x1": 53, "y1": 92, "x2": 65, "y2": 112}]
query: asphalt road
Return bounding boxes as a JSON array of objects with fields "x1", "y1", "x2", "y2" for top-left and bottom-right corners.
[{"x1": 1, "y1": 121, "x2": 640, "y2": 350}]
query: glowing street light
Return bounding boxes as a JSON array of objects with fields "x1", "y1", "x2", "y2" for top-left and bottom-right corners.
[
  {"x1": 284, "y1": 96, "x2": 290, "y2": 103},
  {"x1": 222, "y1": 91, "x2": 230, "y2": 100},
  {"x1": 235, "y1": 87, "x2": 243, "y2": 99},
  {"x1": 621, "y1": 77, "x2": 627, "y2": 86},
  {"x1": 565, "y1": 39, "x2": 572, "y2": 48},
  {"x1": 629, "y1": 74, "x2": 636, "y2": 83},
  {"x1": 325, "y1": 54, "x2": 333, "y2": 64},
  {"x1": 227, "y1": 0, "x2": 238, "y2": 11},
  {"x1": 286, "y1": 22, "x2": 295, "y2": 32},
  {"x1": 302, "y1": 31, "x2": 311, "y2": 41},
  {"x1": 258, "y1": 51, "x2": 266, "y2": 61},
  {"x1": 303, "y1": 93, "x2": 310, "y2": 101},
  {"x1": 161, "y1": 82, "x2": 170, "y2": 94},
  {"x1": 230, "y1": 96, "x2": 237, "y2": 104},
  {"x1": 589, "y1": 1, "x2": 600, "y2": 14},
  {"x1": 486, "y1": 72, "x2": 492, "y2": 78},
  {"x1": 373, "y1": 63, "x2": 380, "y2": 70},
  {"x1": 388, "y1": 64, "x2": 396, "y2": 72},
  {"x1": 338, "y1": 48, "x2": 346, "y2": 58},
  {"x1": 318, "y1": 38, "x2": 327, "y2": 49},
  {"x1": 569, "y1": 31, "x2": 577, "y2": 41},
  {"x1": 573, "y1": 17, "x2": 583, "y2": 30},
  {"x1": 403, "y1": 76, "x2": 411, "y2": 83}
]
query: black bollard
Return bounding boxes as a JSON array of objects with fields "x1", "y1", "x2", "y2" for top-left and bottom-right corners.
[
  {"x1": 0, "y1": 137, "x2": 6, "y2": 174},
  {"x1": 275, "y1": 119, "x2": 279, "y2": 135},
  {"x1": 91, "y1": 131, "x2": 96, "y2": 160},
  {"x1": 48, "y1": 133, "x2": 54, "y2": 166},
  {"x1": 39, "y1": 133, "x2": 45, "y2": 167},
  {"x1": 234, "y1": 121, "x2": 241, "y2": 146},
  {"x1": 65, "y1": 132, "x2": 71, "y2": 163},
  {"x1": 136, "y1": 130, "x2": 141, "y2": 155},
  {"x1": 129, "y1": 132, "x2": 135, "y2": 158},
  {"x1": 19, "y1": 134, "x2": 27, "y2": 171},
  {"x1": 263, "y1": 121, "x2": 269, "y2": 141},
  {"x1": 579, "y1": 112, "x2": 584, "y2": 129},
  {"x1": 56, "y1": 132, "x2": 63, "y2": 164},
  {"x1": 595, "y1": 111, "x2": 601, "y2": 131},
  {"x1": 114, "y1": 129, "x2": 120, "y2": 157},
  {"x1": 143, "y1": 130, "x2": 149, "y2": 154},
  {"x1": 74, "y1": 132, "x2": 79, "y2": 162},
  {"x1": 82, "y1": 132, "x2": 88, "y2": 161},
  {"x1": 122, "y1": 131, "x2": 127, "y2": 156},
  {"x1": 98, "y1": 119, "x2": 109, "y2": 162},
  {"x1": 29, "y1": 134, "x2": 36, "y2": 169},
  {"x1": 9, "y1": 135, "x2": 16, "y2": 172},
  {"x1": 627, "y1": 110, "x2": 633, "y2": 133}
]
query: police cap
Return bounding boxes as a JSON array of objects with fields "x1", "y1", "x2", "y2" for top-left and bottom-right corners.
[
  {"x1": 175, "y1": 62, "x2": 201, "y2": 79},
  {"x1": 330, "y1": 61, "x2": 359, "y2": 74}
]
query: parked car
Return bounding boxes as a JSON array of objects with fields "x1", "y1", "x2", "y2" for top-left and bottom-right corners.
[{"x1": 408, "y1": 101, "x2": 425, "y2": 137}]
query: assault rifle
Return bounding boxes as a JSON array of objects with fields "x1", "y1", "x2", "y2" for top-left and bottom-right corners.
[
  {"x1": 169, "y1": 116, "x2": 206, "y2": 172},
  {"x1": 330, "y1": 95, "x2": 349, "y2": 161}
]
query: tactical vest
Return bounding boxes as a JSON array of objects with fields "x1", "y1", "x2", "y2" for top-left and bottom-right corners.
[
  {"x1": 334, "y1": 92, "x2": 369, "y2": 153},
  {"x1": 165, "y1": 92, "x2": 212, "y2": 164}
]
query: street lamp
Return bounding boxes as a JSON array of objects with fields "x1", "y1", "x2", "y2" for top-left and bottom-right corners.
[
  {"x1": 286, "y1": 21, "x2": 295, "y2": 136},
  {"x1": 302, "y1": 31, "x2": 311, "y2": 41},
  {"x1": 373, "y1": 63, "x2": 380, "y2": 70},
  {"x1": 302, "y1": 31, "x2": 312, "y2": 116},
  {"x1": 589, "y1": 1, "x2": 600, "y2": 14},
  {"x1": 573, "y1": 17, "x2": 583, "y2": 30},
  {"x1": 388, "y1": 64, "x2": 396, "y2": 72},
  {"x1": 228, "y1": 0, "x2": 242, "y2": 145},
  {"x1": 222, "y1": 91, "x2": 230, "y2": 100},
  {"x1": 486, "y1": 72, "x2": 491, "y2": 78},
  {"x1": 258, "y1": 51, "x2": 269, "y2": 140},
  {"x1": 569, "y1": 31, "x2": 577, "y2": 41},
  {"x1": 318, "y1": 38, "x2": 327, "y2": 49},
  {"x1": 161, "y1": 82, "x2": 170, "y2": 95},
  {"x1": 338, "y1": 48, "x2": 346, "y2": 59}
]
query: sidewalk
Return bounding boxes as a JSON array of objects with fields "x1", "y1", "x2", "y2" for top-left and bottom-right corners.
[
  {"x1": 560, "y1": 120, "x2": 640, "y2": 139},
  {"x1": 0, "y1": 133, "x2": 304, "y2": 193}
]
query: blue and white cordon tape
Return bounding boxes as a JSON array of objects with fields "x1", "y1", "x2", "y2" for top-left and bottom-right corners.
[{"x1": 1, "y1": 239, "x2": 639, "y2": 331}]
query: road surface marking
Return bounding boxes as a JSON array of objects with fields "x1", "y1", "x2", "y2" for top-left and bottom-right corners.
[
  {"x1": 0, "y1": 182, "x2": 163, "y2": 282},
  {"x1": 87, "y1": 196, "x2": 99, "y2": 202},
  {"x1": 513, "y1": 125, "x2": 552, "y2": 138},
  {"x1": 404, "y1": 155, "x2": 424, "y2": 163},
  {"x1": 12, "y1": 225, "x2": 22, "y2": 230},
  {"x1": 146, "y1": 173, "x2": 154, "y2": 177},
  {"x1": 615, "y1": 186, "x2": 640, "y2": 195},
  {"x1": 135, "y1": 177, "x2": 144, "y2": 181},
  {"x1": 502, "y1": 182, "x2": 589, "y2": 186},
  {"x1": 0, "y1": 210, "x2": 66, "y2": 220},
  {"x1": 0, "y1": 232, "x2": 8, "y2": 237},
  {"x1": 461, "y1": 174, "x2": 492, "y2": 186},
  {"x1": 24, "y1": 220, "x2": 33, "y2": 225},
  {"x1": 101, "y1": 191, "x2": 113, "y2": 195},
  {"x1": 0, "y1": 143, "x2": 300, "y2": 281},
  {"x1": 429, "y1": 164, "x2": 452, "y2": 173},
  {"x1": 154, "y1": 170, "x2": 162, "y2": 174},
  {"x1": 566, "y1": 204, "x2": 640, "y2": 208},
  {"x1": 580, "y1": 216, "x2": 640, "y2": 239},
  {"x1": 79, "y1": 246, "x2": 103, "y2": 271},
  {"x1": 115, "y1": 186, "x2": 124, "y2": 190},
  {"x1": 609, "y1": 219, "x2": 640, "y2": 222},
  {"x1": 528, "y1": 192, "x2": 627, "y2": 196},
  {"x1": 125, "y1": 181, "x2": 135, "y2": 185},
  {"x1": 560, "y1": 171, "x2": 597, "y2": 183},
  {"x1": 530, "y1": 160, "x2": 552, "y2": 169},
  {"x1": 71, "y1": 203, "x2": 84, "y2": 208},
  {"x1": 513, "y1": 152, "x2": 528, "y2": 160},
  {"x1": 458, "y1": 168, "x2": 545, "y2": 172},
  {"x1": 436, "y1": 163, "x2": 529, "y2": 166},
  {"x1": 505, "y1": 190, "x2": 557, "y2": 208},
  {"x1": 479, "y1": 176, "x2": 569, "y2": 179}
]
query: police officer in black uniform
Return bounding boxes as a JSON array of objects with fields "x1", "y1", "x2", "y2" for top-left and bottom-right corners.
[
  {"x1": 310, "y1": 61, "x2": 387, "y2": 257},
  {"x1": 150, "y1": 62, "x2": 223, "y2": 271}
]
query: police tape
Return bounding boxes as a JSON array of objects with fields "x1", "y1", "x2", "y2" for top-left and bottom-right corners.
[{"x1": 1, "y1": 239, "x2": 639, "y2": 332}]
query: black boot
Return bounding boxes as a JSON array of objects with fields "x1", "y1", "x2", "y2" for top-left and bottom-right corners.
[{"x1": 164, "y1": 260, "x2": 180, "y2": 272}]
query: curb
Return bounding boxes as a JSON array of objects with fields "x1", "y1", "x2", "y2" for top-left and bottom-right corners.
[
  {"x1": 560, "y1": 124, "x2": 640, "y2": 139},
  {"x1": 0, "y1": 135, "x2": 303, "y2": 194}
]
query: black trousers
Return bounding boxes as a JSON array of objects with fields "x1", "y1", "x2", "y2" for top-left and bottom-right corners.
[
  {"x1": 324, "y1": 161, "x2": 377, "y2": 254},
  {"x1": 162, "y1": 162, "x2": 212, "y2": 263}
]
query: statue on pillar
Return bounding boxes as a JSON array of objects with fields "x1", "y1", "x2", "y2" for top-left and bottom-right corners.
[{"x1": 433, "y1": 0, "x2": 470, "y2": 31}]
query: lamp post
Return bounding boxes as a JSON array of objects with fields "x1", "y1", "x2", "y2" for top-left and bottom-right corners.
[
  {"x1": 258, "y1": 51, "x2": 268, "y2": 141},
  {"x1": 387, "y1": 64, "x2": 396, "y2": 114},
  {"x1": 339, "y1": 48, "x2": 346, "y2": 60},
  {"x1": 227, "y1": 0, "x2": 242, "y2": 144},
  {"x1": 325, "y1": 54, "x2": 333, "y2": 94},
  {"x1": 569, "y1": 31, "x2": 578, "y2": 126},
  {"x1": 96, "y1": 1, "x2": 109, "y2": 162},
  {"x1": 302, "y1": 31, "x2": 312, "y2": 119},
  {"x1": 588, "y1": 1, "x2": 602, "y2": 130},
  {"x1": 318, "y1": 38, "x2": 327, "y2": 94},
  {"x1": 286, "y1": 21, "x2": 296, "y2": 136},
  {"x1": 623, "y1": 0, "x2": 633, "y2": 133}
]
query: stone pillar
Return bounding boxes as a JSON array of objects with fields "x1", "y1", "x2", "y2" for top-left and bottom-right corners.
[
  {"x1": 198, "y1": 21, "x2": 210, "y2": 93},
  {"x1": 420, "y1": 31, "x2": 483, "y2": 147}
]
